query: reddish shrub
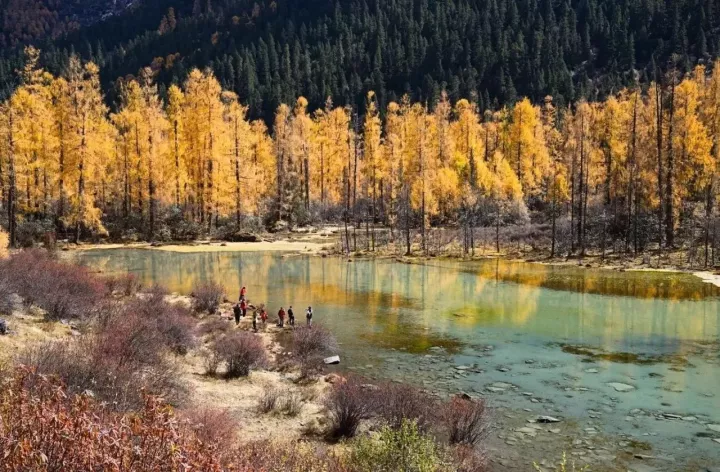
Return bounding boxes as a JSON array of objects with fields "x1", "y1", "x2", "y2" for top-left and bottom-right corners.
[
  {"x1": 104, "y1": 273, "x2": 142, "y2": 297},
  {"x1": 0, "y1": 367, "x2": 224, "y2": 471},
  {"x1": 373, "y1": 381, "x2": 438, "y2": 432},
  {"x1": 443, "y1": 396, "x2": 489, "y2": 447},
  {"x1": 324, "y1": 375, "x2": 375, "y2": 439},
  {"x1": 191, "y1": 280, "x2": 225, "y2": 314},
  {"x1": 180, "y1": 407, "x2": 239, "y2": 446},
  {"x1": 121, "y1": 296, "x2": 197, "y2": 355},
  {"x1": 292, "y1": 325, "x2": 338, "y2": 375},
  {"x1": 212, "y1": 331, "x2": 268, "y2": 378},
  {"x1": 199, "y1": 317, "x2": 231, "y2": 338},
  {"x1": 452, "y1": 445, "x2": 488, "y2": 472},
  {"x1": 0, "y1": 249, "x2": 106, "y2": 320}
]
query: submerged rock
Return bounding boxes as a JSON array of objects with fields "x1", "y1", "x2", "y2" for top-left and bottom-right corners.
[{"x1": 608, "y1": 382, "x2": 636, "y2": 392}]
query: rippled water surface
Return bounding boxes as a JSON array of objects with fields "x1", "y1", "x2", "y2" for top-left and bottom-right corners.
[{"x1": 74, "y1": 249, "x2": 720, "y2": 465}]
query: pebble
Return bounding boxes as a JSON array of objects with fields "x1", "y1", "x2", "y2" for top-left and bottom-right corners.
[
  {"x1": 714, "y1": 438, "x2": 720, "y2": 445},
  {"x1": 584, "y1": 368, "x2": 599, "y2": 373},
  {"x1": 707, "y1": 424, "x2": 720, "y2": 433}
]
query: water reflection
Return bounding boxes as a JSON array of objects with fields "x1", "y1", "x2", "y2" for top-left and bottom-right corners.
[{"x1": 74, "y1": 250, "x2": 720, "y2": 353}]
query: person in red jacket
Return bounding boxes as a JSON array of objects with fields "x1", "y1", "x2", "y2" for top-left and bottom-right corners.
[
  {"x1": 240, "y1": 299, "x2": 247, "y2": 318},
  {"x1": 239, "y1": 286, "x2": 247, "y2": 301},
  {"x1": 277, "y1": 307, "x2": 286, "y2": 327}
]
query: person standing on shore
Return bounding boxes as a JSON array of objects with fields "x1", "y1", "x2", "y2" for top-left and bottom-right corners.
[
  {"x1": 306, "y1": 306, "x2": 313, "y2": 327},
  {"x1": 240, "y1": 286, "x2": 247, "y2": 301},
  {"x1": 287, "y1": 306, "x2": 295, "y2": 326},
  {"x1": 260, "y1": 307, "x2": 268, "y2": 325},
  {"x1": 252, "y1": 309, "x2": 258, "y2": 332},
  {"x1": 240, "y1": 298, "x2": 247, "y2": 318},
  {"x1": 233, "y1": 303, "x2": 242, "y2": 325},
  {"x1": 278, "y1": 307, "x2": 286, "y2": 327}
]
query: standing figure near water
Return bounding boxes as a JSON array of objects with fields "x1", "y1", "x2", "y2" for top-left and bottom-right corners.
[
  {"x1": 288, "y1": 306, "x2": 295, "y2": 326},
  {"x1": 306, "y1": 306, "x2": 313, "y2": 327},
  {"x1": 278, "y1": 307, "x2": 286, "y2": 327},
  {"x1": 260, "y1": 307, "x2": 268, "y2": 325},
  {"x1": 233, "y1": 303, "x2": 242, "y2": 325},
  {"x1": 240, "y1": 298, "x2": 247, "y2": 318},
  {"x1": 252, "y1": 309, "x2": 258, "y2": 332},
  {"x1": 240, "y1": 286, "x2": 247, "y2": 301}
]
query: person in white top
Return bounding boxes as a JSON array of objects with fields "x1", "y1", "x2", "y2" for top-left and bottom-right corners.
[{"x1": 305, "y1": 306, "x2": 313, "y2": 327}]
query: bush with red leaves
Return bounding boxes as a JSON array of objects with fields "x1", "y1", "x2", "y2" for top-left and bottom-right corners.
[
  {"x1": 0, "y1": 249, "x2": 106, "y2": 320},
  {"x1": 292, "y1": 325, "x2": 338, "y2": 376},
  {"x1": 0, "y1": 368, "x2": 224, "y2": 472},
  {"x1": 191, "y1": 280, "x2": 225, "y2": 314},
  {"x1": 372, "y1": 381, "x2": 438, "y2": 432},
  {"x1": 324, "y1": 375, "x2": 375, "y2": 439},
  {"x1": 211, "y1": 331, "x2": 268, "y2": 378},
  {"x1": 443, "y1": 395, "x2": 489, "y2": 447}
]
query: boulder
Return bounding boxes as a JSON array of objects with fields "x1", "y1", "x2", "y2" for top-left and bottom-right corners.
[{"x1": 323, "y1": 355, "x2": 340, "y2": 365}]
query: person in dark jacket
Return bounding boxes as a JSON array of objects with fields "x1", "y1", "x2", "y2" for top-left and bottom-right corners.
[
  {"x1": 233, "y1": 303, "x2": 242, "y2": 325},
  {"x1": 287, "y1": 306, "x2": 295, "y2": 326}
]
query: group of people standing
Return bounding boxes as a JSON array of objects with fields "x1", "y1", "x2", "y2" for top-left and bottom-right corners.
[{"x1": 232, "y1": 285, "x2": 314, "y2": 332}]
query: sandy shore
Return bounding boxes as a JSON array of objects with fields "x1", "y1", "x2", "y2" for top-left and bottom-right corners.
[{"x1": 68, "y1": 239, "x2": 334, "y2": 254}]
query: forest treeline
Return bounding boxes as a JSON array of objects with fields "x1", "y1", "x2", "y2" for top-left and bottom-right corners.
[
  {"x1": 1, "y1": 48, "x2": 719, "y2": 265},
  {"x1": 2, "y1": 0, "x2": 720, "y2": 121}
]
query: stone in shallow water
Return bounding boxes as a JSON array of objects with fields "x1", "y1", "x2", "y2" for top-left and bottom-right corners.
[
  {"x1": 707, "y1": 424, "x2": 720, "y2": 433},
  {"x1": 584, "y1": 368, "x2": 599, "y2": 373},
  {"x1": 608, "y1": 382, "x2": 636, "y2": 392}
]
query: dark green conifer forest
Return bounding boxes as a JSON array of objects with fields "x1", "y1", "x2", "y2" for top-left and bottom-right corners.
[{"x1": 0, "y1": 0, "x2": 716, "y2": 119}]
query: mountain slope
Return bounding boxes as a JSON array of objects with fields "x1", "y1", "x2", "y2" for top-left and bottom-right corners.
[{"x1": 1, "y1": 0, "x2": 718, "y2": 118}]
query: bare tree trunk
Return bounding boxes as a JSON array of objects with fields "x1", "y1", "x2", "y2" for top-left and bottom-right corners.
[
  {"x1": 7, "y1": 110, "x2": 17, "y2": 247},
  {"x1": 665, "y1": 73, "x2": 676, "y2": 248},
  {"x1": 655, "y1": 79, "x2": 665, "y2": 250}
]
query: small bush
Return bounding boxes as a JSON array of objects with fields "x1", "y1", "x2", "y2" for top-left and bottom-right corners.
[
  {"x1": 119, "y1": 296, "x2": 197, "y2": 355},
  {"x1": 350, "y1": 420, "x2": 451, "y2": 472},
  {"x1": 199, "y1": 317, "x2": 231, "y2": 338},
  {"x1": 192, "y1": 280, "x2": 225, "y2": 314},
  {"x1": 180, "y1": 407, "x2": 238, "y2": 445},
  {"x1": 293, "y1": 325, "x2": 338, "y2": 375},
  {"x1": 212, "y1": 331, "x2": 268, "y2": 378},
  {"x1": 120, "y1": 273, "x2": 142, "y2": 296},
  {"x1": 325, "y1": 376, "x2": 375, "y2": 439},
  {"x1": 200, "y1": 347, "x2": 222, "y2": 376},
  {"x1": 373, "y1": 382, "x2": 437, "y2": 432},
  {"x1": 443, "y1": 396, "x2": 488, "y2": 447},
  {"x1": 279, "y1": 390, "x2": 303, "y2": 417},
  {"x1": 452, "y1": 445, "x2": 488, "y2": 472},
  {"x1": 257, "y1": 385, "x2": 282, "y2": 413}
]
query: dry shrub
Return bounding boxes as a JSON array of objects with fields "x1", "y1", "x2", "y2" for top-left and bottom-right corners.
[
  {"x1": 279, "y1": 391, "x2": 303, "y2": 417},
  {"x1": 230, "y1": 440, "x2": 348, "y2": 471},
  {"x1": 373, "y1": 381, "x2": 438, "y2": 432},
  {"x1": 0, "y1": 368, "x2": 223, "y2": 471},
  {"x1": 257, "y1": 385, "x2": 282, "y2": 413},
  {"x1": 443, "y1": 396, "x2": 489, "y2": 447},
  {"x1": 120, "y1": 273, "x2": 142, "y2": 296},
  {"x1": 103, "y1": 273, "x2": 142, "y2": 297},
  {"x1": 192, "y1": 280, "x2": 225, "y2": 314},
  {"x1": 199, "y1": 317, "x2": 231, "y2": 338},
  {"x1": 200, "y1": 347, "x2": 222, "y2": 375},
  {"x1": 0, "y1": 249, "x2": 106, "y2": 320},
  {"x1": 324, "y1": 375, "x2": 374, "y2": 439},
  {"x1": 451, "y1": 445, "x2": 488, "y2": 472},
  {"x1": 180, "y1": 407, "x2": 238, "y2": 445},
  {"x1": 292, "y1": 325, "x2": 338, "y2": 375},
  {"x1": 19, "y1": 295, "x2": 195, "y2": 411},
  {"x1": 212, "y1": 331, "x2": 268, "y2": 378}
]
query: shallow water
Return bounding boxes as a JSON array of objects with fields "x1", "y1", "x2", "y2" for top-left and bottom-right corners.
[{"x1": 74, "y1": 249, "x2": 720, "y2": 465}]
